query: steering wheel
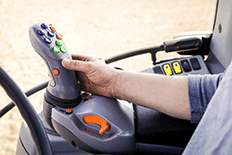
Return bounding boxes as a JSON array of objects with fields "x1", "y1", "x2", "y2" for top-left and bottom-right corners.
[{"x1": 0, "y1": 66, "x2": 53, "y2": 155}]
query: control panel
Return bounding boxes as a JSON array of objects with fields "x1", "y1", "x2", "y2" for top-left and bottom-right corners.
[
  {"x1": 30, "y1": 22, "x2": 135, "y2": 154},
  {"x1": 143, "y1": 55, "x2": 209, "y2": 75}
]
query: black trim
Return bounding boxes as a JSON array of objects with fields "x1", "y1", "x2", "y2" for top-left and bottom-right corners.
[
  {"x1": 0, "y1": 81, "x2": 48, "y2": 118},
  {"x1": 0, "y1": 66, "x2": 53, "y2": 155},
  {"x1": 135, "y1": 143, "x2": 184, "y2": 155},
  {"x1": 44, "y1": 89, "x2": 82, "y2": 108}
]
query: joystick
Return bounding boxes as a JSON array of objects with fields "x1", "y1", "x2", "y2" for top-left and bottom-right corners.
[
  {"x1": 29, "y1": 22, "x2": 81, "y2": 107},
  {"x1": 29, "y1": 22, "x2": 135, "y2": 154}
]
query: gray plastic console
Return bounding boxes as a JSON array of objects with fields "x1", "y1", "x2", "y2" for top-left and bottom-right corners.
[
  {"x1": 143, "y1": 55, "x2": 209, "y2": 75},
  {"x1": 51, "y1": 95, "x2": 135, "y2": 154}
]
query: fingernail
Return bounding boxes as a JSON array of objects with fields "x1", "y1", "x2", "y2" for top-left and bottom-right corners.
[{"x1": 62, "y1": 59, "x2": 70, "y2": 66}]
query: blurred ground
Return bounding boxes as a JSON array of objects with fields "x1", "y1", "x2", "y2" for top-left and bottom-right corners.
[{"x1": 0, "y1": 0, "x2": 216, "y2": 154}]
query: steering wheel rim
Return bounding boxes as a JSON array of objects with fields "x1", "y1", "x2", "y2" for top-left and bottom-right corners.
[{"x1": 0, "y1": 66, "x2": 53, "y2": 155}]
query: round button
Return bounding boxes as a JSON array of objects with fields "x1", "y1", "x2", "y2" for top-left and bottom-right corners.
[
  {"x1": 37, "y1": 29, "x2": 45, "y2": 36},
  {"x1": 60, "y1": 47, "x2": 67, "y2": 53},
  {"x1": 52, "y1": 69, "x2": 59, "y2": 76},
  {"x1": 44, "y1": 38, "x2": 52, "y2": 44},
  {"x1": 53, "y1": 47, "x2": 60, "y2": 53},
  {"x1": 56, "y1": 40, "x2": 62, "y2": 46},
  {"x1": 65, "y1": 109, "x2": 73, "y2": 114},
  {"x1": 50, "y1": 26, "x2": 56, "y2": 32},
  {"x1": 41, "y1": 23, "x2": 48, "y2": 29},
  {"x1": 56, "y1": 34, "x2": 63, "y2": 40},
  {"x1": 47, "y1": 31, "x2": 54, "y2": 37}
]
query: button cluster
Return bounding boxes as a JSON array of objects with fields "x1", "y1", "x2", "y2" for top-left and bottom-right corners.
[
  {"x1": 37, "y1": 23, "x2": 66, "y2": 54},
  {"x1": 153, "y1": 58, "x2": 201, "y2": 75}
]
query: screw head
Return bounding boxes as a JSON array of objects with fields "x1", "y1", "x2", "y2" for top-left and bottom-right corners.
[{"x1": 218, "y1": 24, "x2": 222, "y2": 33}]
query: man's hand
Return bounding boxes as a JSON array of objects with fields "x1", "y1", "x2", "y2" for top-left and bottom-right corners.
[
  {"x1": 62, "y1": 54, "x2": 191, "y2": 121},
  {"x1": 62, "y1": 54, "x2": 118, "y2": 98}
]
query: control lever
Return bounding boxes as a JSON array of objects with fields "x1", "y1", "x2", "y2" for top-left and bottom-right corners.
[
  {"x1": 29, "y1": 22, "x2": 81, "y2": 105},
  {"x1": 29, "y1": 22, "x2": 135, "y2": 154},
  {"x1": 83, "y1": 115, "x2": 111, "y2": 134}
]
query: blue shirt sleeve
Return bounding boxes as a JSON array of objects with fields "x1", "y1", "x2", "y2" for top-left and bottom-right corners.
[{"x1": 188, "y1": 73, "x2": 224, "y2": 123}]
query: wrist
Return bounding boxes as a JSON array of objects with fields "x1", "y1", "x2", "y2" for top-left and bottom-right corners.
[{"x1": 110, "y1": 69, "x2": 124, "y2": 99}]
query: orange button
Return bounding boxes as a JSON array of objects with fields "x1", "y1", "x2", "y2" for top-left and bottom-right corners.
[
  {"x1": 50, "y1": 26, "x2": 56, "y2": 32},
  {"x1": 56, "y1": 34, "x2": 63, "y2": 40},
  {"x1": 87, "y1": 97, "x2": 93, "y2": 100},
  {"x1": 83, "y1": 115, "x2": 110, "y2": 134},
  {"x1": 66, "y1": 109, "x2": 73, "y2": 114},
  {"x1": 52, "y1": 69, "x2": 59, "y2": 75}
]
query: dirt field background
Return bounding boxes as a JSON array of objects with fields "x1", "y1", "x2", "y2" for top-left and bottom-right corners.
[{"x1": 0, "y1": 0, "x2": 216, "y2": 154}]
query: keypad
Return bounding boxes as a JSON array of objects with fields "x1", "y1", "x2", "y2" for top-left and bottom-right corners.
[
  {"x1": 152, "y1": 56, "x2": 204, "y2": 75},
  {"x1": 36, "y1": 23, "x2": 66, "y2": 54}
]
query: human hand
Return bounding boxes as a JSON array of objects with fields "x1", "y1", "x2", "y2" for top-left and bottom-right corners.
[{"x1": 61, "y1": 54, "x2": 118, "y2": 98}]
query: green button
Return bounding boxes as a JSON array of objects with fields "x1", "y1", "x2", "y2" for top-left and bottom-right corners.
[
  {"x1": 53, "y1": 47, "x2": 60, "y2": 53},
  {"x1": 60, "y1": 47, "x2": 67, "y2": 53},
  {"x1": 56, "y1": 40, "x2": 62, "y2": 46}
]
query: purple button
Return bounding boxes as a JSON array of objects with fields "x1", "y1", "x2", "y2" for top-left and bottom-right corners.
[
  {"x1": 47, "y1": 31, "x2": 54, "y2": 37},
  {"x1": 37, "y1": 29, "x2": 45, "y2": 36},
  {"x1": 41, "y1": 23, "x2": 48, "y2": 29},
  {"x1": 44, "y1": 38, "x2": 52, "y2": 44}
]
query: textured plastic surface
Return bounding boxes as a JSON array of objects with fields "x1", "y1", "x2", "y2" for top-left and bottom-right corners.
[
  {"x1": 29, "y1": 22, "x2": 80, "y2": 100},
  {"x1": 51, "y1": 95, "x2": 135, "y2": 154},
  {"x1": 16, "y1": 112, "x2": 90, "y2": 155}
]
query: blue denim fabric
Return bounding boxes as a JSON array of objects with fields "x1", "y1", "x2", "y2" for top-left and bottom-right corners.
[{"x1": 183, "y1": 62, "x2": 232, "y2": 154}]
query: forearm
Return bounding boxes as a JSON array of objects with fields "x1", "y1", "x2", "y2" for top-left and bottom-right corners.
[{"x1": 114, "y1": 70, "x2": 191, "y2": 120}]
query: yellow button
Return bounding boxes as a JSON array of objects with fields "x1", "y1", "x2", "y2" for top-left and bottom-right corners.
[
  {"x1": 163, "y1": 64, "x2": 173, "y2": 75},
  {"x1": 172, "y1": 62, "x2": 182, "y2": 74}
]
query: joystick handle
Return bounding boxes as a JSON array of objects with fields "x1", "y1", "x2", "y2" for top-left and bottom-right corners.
[{"x1": 29, "y1": 22, "x2": 81, "y2": 102}]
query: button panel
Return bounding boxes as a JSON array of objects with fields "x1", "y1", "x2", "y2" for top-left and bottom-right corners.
[
  {"x1": 152, "y1": 55, "x2": 209, "y2": 75},
  {"x1": 36, "y1": 23, "x2": 67, "y2": 54}
]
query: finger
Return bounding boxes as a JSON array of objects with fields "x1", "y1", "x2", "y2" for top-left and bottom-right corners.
[
  {"x1": 62, "y1": 59, "x2": 92, "y2": 72},
  {"x1": 71, "y1": 54, "x2": 98, "y2": 62}
]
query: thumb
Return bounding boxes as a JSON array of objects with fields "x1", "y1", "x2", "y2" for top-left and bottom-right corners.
[{"x1": 62, "y1": 59, "x2": 88, "y2": 72}]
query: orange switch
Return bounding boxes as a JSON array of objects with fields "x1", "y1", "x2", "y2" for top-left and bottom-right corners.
[
  {"x1": 50, "y1": 26, "x2": 56, "y2": 32},
  {"x1": 66, "y1": 109, "x2": 73, "y2": 114},
  {"x1": 87, "y1": 97, "x2": 93, "y2": 100},
  {"x1": 56, "y1": 34, "x2": 63, "y2": 40},
  {"x1": 52, "y1": 69, "x2": 59, "y2": 75},
  {"x1": 83, "y1": 115, "x2": 110, "y2": 134}
]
